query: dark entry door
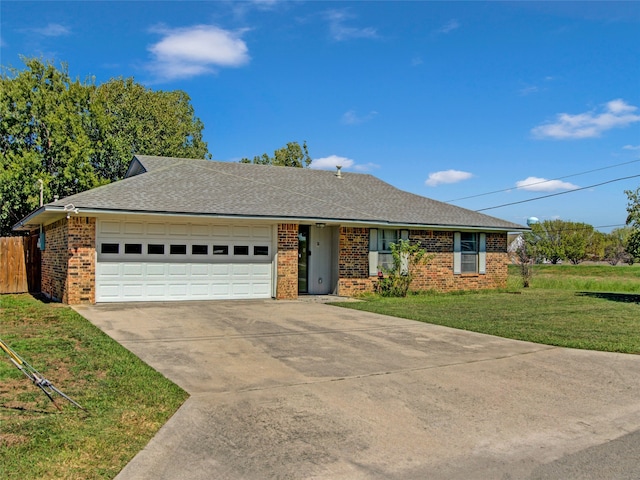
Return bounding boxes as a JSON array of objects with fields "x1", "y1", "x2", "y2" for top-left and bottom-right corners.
[{"x1": 298, "y1": 225, "x2": 309, "y2": 294}]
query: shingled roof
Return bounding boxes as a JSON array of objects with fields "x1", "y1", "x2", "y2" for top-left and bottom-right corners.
[{"x1": 15, "y1": 155, "x2": 526, "y2": 231}]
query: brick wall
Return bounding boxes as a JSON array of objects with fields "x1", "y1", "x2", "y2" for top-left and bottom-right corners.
[
  {"x1": 409, "y1": 231, "x2": 508, "y2": 292},
  {"x1": 66, "y1": 216, "x2": 96, "y2": 304},
  {"x1": 41, "y1": 218, "x2": 68, "y2": 302},
  {"x1": 276, "y1": 223, "x2": 298, "y2": 299},
  {"x1": 41, "y1": 216, "x2": 95, "y2": 304},
  {"x1": 337, "y1": 227, "x2": 374, "y2": 296},
  {"x1": 334, "y1": 229, "x2": 509, "y2": 296}
]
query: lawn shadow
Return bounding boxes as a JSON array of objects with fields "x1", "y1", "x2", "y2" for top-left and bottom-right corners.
[{"x1": 577, "y1": 292, "x2": 640, "y2": 304}]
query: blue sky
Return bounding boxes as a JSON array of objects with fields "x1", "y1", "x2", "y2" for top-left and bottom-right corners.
[{"x1": 1, "y1": 1, "x2": 639, "y2": 231}]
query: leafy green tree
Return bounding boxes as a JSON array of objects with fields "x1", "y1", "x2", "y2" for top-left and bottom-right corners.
[
  {"x1": 90, "y1": 77, "x2": 209, "y2": 181},
  {"x1": 528, "y1": 220, "x2": 565, "y2": 264},
  {"x1": 1, "y1": 58, "x2": 99, "y2": 234},
  {"x1": 0, "y1": 57, "x2": 210, "y2": 235},
  {"x1": 240, "y1": 141, "x2": 311, "y2": 167},
  {"x1": 523, "y1": 219, "x2": 599, "y2": 265},
  {"x1": 563, "y1": 222, "x2": 598, "y2": 265},
  {"x1": 604, "y1": 227, "x2": 633, "y2": 265},
  {"x1": 626, "y1": 187, "x2": 640, "y2": 261}
]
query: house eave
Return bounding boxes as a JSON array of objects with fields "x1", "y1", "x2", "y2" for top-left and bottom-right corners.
[{"x1": 13, "y1": 206, "x2": 528, "y2": 233}]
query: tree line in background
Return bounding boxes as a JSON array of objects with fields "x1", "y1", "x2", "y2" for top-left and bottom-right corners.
[
  {"x1": 0, "y1": 57, "x2": 210, "y2": 236},
  {"x1": 514, "y1": 192, "x2": 640, "y2": 286}
]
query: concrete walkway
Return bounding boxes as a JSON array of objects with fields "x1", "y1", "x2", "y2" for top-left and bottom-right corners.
[{"x1": 74, "y1": 300, "x2": 640, "y2": 479}]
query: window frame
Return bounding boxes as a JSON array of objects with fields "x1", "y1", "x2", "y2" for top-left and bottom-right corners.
[{"x1": 454, "y1": 232, "x2": 486, "y2": 275}]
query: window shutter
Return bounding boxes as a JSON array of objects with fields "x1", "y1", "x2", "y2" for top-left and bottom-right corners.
[
  {"x1": 453, "y1": 232, "x2": 461, "y2": 274},
  {"x1": 369, "y1": 228, "x2": 378, "y2": 252},
  {"x1": 479, "y1": 233, "x2": 486, "y2": 274},
  {"x1": 369, "y1": 251, "x2": 379, "y2": 276}
]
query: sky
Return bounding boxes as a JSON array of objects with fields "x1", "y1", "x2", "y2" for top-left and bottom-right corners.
[{"x1": 1, "y1": 1, "x2": 639, "y2": 231}]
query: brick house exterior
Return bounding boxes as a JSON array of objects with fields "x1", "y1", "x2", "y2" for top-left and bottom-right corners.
[
  {"x1": 15, "y1": 155, "x2": 525, "y2": 304},
  {"x1": 37, "y1": 218, "x2": 509, "y2": 304}
]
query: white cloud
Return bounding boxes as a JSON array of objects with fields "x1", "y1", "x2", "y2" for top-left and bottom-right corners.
[
  {"x1": 433, "y1": 19, "x2": 460, "y2": 35},
  {"x1": 531, "y1": 99, "x2": 640, "y2": 139},
  {"x1": 515, "y1": 176, "x2": 579, "y2": 192},
  {"x1": 325, "y1": 10, "x2": 377, "y2": 41},
  {"x1": 341, "y1": 109, "x2": 378, "y2": 125},
  {"x1": 623, "y1": 144, "x2": 640, "y2": 150},
  {"x1": 32, "y1": 23, "x2": 71, "y2": 37},
  {"x1": 147, "y1": 25, "x2": 250, "y2": 81},
  {"x1": 425, "y1": 170, "x2": 473, "y2": 187},
  {"x1": 310, "y1": 155, "x2": 355, "y2": 170}
]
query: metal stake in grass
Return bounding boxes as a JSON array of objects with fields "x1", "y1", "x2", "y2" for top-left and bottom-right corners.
[{"x1": 0, "y1": 337, "x2": 87, "y2": 411}]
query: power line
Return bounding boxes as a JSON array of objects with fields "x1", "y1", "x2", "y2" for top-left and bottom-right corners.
[
  {"x1": 475, "y1": 174, "x2": 640, "y2": 212},
  {"x1": 446, "y1": 158, "x2": 640, "y2": 203}
]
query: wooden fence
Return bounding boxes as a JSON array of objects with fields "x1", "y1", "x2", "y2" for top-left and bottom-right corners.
[{"x1": 0, "y1": 236, "x2": 41, "y2": 294}]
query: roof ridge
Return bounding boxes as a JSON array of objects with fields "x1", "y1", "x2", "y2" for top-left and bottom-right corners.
[{"x1": 194, "y1": 159, "x2": 380, "y2": 219}]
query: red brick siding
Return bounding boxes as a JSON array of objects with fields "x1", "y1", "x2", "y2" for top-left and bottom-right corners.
[
  {"x1": 66, "y1": 217, "x2": 96, "y2": 304},
  {"x1": 410, "y1": 231, "x2": 508, "y2": 292},
  {"x1": 337, "y1": 227, "x2": 374, "y2": 296},
  {"x1": 335, "y1": 229, "x2": 509, "y2": 296},
  {"x1": 276, "y1": 223, "x2": 298, "y2": 299},
  {"x1": 41, "y1": 217, "x2": 95, "y2": 304}
]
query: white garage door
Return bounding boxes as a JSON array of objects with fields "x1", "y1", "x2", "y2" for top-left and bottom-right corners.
[{"x1": 96, "y1": 220, "x2": 273, "y2": 302}]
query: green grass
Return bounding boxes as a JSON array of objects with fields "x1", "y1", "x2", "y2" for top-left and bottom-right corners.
[
  {"x1": 0, "y1": 294, "x2": 188, "y2": 480},
  {"x1": 336, "y1": 264, "x2": 640, "y2": 354},
  {"x1": 509, "y1": 263, "x2": 640, "y2": 293}
]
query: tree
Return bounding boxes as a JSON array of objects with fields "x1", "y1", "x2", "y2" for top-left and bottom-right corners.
[
  {"x1": 240, "y1": 141, "x2": 311, "y2": 167},
  {"x1": 528, "y1": 220, "x2": 565, "y2": 264},
  {"x1": 523, "y1": 219, "x2": 600, "y2": 265},
  {"x1": 626, "y1": 187, "x2": 640, "y2": 261},
  {"x1": 603, "y1": 227, "x2": 633, "y2": 265},
  {"x1": 90, "y1": 78, "x2": 209, "y2": 181},
  {"x1": 512, "y1": 235, "x2": 536, "y2": 287},
  {"x1": 0, "y1": 57, "x2": 210, "y2": 235}
]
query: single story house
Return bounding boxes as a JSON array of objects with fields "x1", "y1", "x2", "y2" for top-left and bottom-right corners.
[{"x1": 14, "y1": 155, "x2": 527, "y2": 304}]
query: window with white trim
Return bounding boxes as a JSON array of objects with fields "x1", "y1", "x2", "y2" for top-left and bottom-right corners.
[
  {"x1": 454, "y1": 232, "x2": 486, "y2": 275},
  {"x1": 368, "y1": 229, "x2": 409, "y2": 275}
]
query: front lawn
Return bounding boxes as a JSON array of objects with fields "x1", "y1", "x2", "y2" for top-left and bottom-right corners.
[
  {"x1": 334, "y1": 264, "x2": 640, "y2": 354},
  {"x1": 0, "y1": 294, "x2": 188, "y2": 480}
]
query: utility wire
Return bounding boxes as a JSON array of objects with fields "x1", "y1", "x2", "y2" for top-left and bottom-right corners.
[
  {"x1": 475, "y1": 174, "x2": 640, "y2": 212},
  {"x1": 446, "y1": 158, "x2": 640, "y2": 203}
]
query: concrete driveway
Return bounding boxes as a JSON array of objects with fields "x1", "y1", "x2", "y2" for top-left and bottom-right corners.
[{"x1": 74, "y1": 299, "x2": 640, "y2": 480}]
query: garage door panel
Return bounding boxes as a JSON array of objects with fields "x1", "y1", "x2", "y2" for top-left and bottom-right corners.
[
  {"x1": 121, "y1": 284, "x2": 144, "y2": 299},
  {"x1": 211, "y1": 264, "x2": 231, "y2": 275},
  {"x1": 167, "y1": 284, "x2": 188, "y2": 297},
  {"x1": 146, "y1": 284, "x2": 167, "y2": 298},
  {"x1": 146, "y1": 264, "x2": 166, "y2": 276},
  {"x1": 98, "y1": 284, "x2": 121, "y2": 299},
  {"x1": 251, "y1": 283, "x2": 271, "y2": 295},
  {"x1": 252, "y1": 226, "x2": 271, "y2": 238},
  {"x1": 252, "y1": 264, "x2": 272, "y2": 277},
  {"x1": 191, "y1": 264, "x2": 209, "y2": 276},
  {"x1": 99, "y1": 263, "x2": 121, "y2": 277},
  {"x1": 168, "y1": 264, "x2": 188, "y2": 276},
  {"x1": 96, "y1": 221, "x2": 273, "y2": 302},
  {"x1": 231, "y1": 282, "x2": 252, "y2": 295},
  {"x1": 232, "y1": 264, "x2": 251, "y2": 276},
  {"x1": 190, "y1": 283, "x2": 210, "y2": 296},
  {"x1": 123, "y1": 264, "x2": 144, "y2": 277}
]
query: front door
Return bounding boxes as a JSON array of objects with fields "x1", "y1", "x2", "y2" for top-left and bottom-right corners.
[{"x1": 298, "y1": 225, "x2": 309, "y2": 293}]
